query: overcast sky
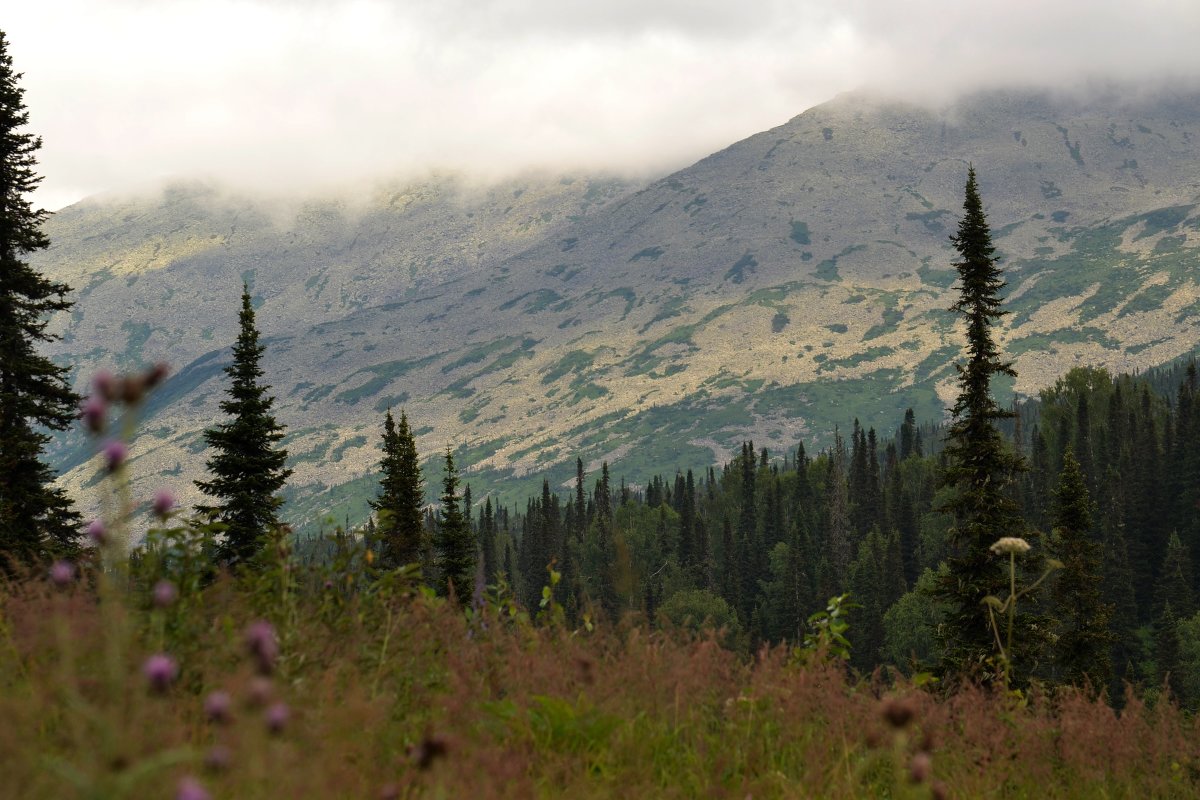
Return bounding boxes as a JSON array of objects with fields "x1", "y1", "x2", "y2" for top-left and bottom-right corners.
[{"x1": 8, "y1": 0, "x2": 1200, "y2": 210}]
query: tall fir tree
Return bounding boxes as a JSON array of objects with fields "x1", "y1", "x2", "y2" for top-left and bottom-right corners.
[
  {"x1": 0, "y1": 30, "x2": 82, "y2": 568},
  {"x1": 370, "y1": 408, "x2": 424, "y2": 568},
  {"x1": 1049, "y1": 449, "x2": 1112, "y2": 690},
  {"x1": 934, "y1": 168, "x2": 1032, "y2": 679},
  {"x1": 195, "y1": 285, "x2": 291, "y2": 566},
  {"x1": 434, "y1": 447, "x2": 474, "y2": 601}
]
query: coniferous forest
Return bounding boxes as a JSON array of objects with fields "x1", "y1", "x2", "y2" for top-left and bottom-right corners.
[{"x1": 3, "y1": 24, "x2": 1200, "y2": 800}]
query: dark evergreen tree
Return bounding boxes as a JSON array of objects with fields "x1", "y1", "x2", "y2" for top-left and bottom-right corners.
[
  {"x1": 0, "y1": 31, "x2": 82, "y2": 568},
  {"x1": 1049, "y1": 449, "x2": 1112, "y2": 689},
  {"x1": 934, "y1": 168, "x2": 1032, "y2": 679},
  {"x1": 434, "y1": 447, "x2": 474, "y2": 601},
  {"x1": 480, "y1": 496, "x2": 497, "y2": 586},
  {"x1": 370, "y1": 409, "x2": 425, "y2": 568},
  {"x1": 1156, "y1": 532, "x2": 1195, "y2": 618},
  {"x1": 196, "y1": 286, "x2": 291, "y2": 566}
]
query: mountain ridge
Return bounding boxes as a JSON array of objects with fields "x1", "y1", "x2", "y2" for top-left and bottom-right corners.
[{"x1": 34, "y1": 84, "x2": 1200, "y2": 525}]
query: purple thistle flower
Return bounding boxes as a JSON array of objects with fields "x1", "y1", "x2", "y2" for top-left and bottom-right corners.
[
  {"x1": 49, "y1": 560, "x2": 74, "y2": 587},
  {"x1": 152, "y1": 488, "x2": 176, "y2": 519},
  {"x1": 264, "y1": 701, "x2": 290, "y2": 734},
  {"x1": 152, "y1": 579, "x2": 178, "y2": 608},
  {"x1": 244, "y1": 619, "x2": 279, "y2": 674},
  {"x1": 203, "y1": 690, "x2": 232, "y2": 724},
  {"x1": 175, "y1": 776, "x2": 210, "y2": 800},
  {"x1": 81, "y1": 395, "x2": 106, "y2": 434},
  {"x1": 142, "y1": 653, "x2": 178, "y2": 693},
  {"x1": 92, "y1": 370, "x2": 117, "y2": 401},
  {"x1": 86, "y1": 519, "x2": 107, "y2": 546},
  {"x1": 103, "y1": 440, "x2": 127, "y2": 472}
]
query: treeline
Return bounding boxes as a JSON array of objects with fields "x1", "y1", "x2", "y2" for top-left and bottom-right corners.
[{"x1": 361, "y1": 358, "x2": 1200, "y2": 706}]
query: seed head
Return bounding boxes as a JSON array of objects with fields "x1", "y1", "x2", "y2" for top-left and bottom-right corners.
[
  {"x1": 176, "y1": 776, "x2": 210, "y2": 800},
  {"x1": 153, "y1": 579, "x2": 178, "y2": 608},
  {"x1": 119, "y1": 374, "x2": 146, "y2": 404},
  {"x1": 50, "y1": 560, "x2": 75, "y2": 587},
  {"x1": 881, "y1": 696, "x2": 916, "y2": 729},
  {"x1": 990, "y1": 537, "x2": 1032, "y2": 556},
  {"x1": 143, "y1": 653, "x2": 179, "y2": 693},
  {"x1": 204, "y1": 690, "x2": 232, "y2": 724},
  {"x1": 103, "y1": 440, "x2": 127, "y2": 472},
  {"x1": 145, "y1": 361, "x2": 170, "y2": 389}
]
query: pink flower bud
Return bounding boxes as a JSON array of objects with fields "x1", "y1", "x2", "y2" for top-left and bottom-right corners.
[
  {"x1": 265, "y1": 701, "x2": 290, "y2": 734},
  {"x1": 244, "y1": 620, "x2": 279, "y2": 674},
  {"x1": 92, "y1": 370, "x2": 117, "y2": 401},
  {"x1": 152, "y1": 579, "x2": 178, "y2": 608},
  {"x1": 86, "y1": 519, "x2": 107, "y2": 546},
  {"x1": 152, "y1": 488, "x2": 176, "y2": 519},
  {"x1": 175, "y1": 776, "x2": 210, "y2": 800},
  {"x1": 204, "y1": 745, "x2": 232, "y2": 773},
  {"x1": 103, "y1": 440, "x2": 127, "y2": 472},
  {"x1": 50, "y1": 560, "x2": 74, "y2": 587},
  {"x1": 204, "y1": 690, "x2": 232, "y2": 724},
  {"x1": 81, "y1": 395, "x2": 107, "y2": 434},
  {"x1": 142, "y1": 653, "x2": 178, "y2": 693}
]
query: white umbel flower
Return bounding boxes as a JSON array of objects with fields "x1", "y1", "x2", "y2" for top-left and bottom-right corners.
[{"x1": 990, "y1": 537, "x2": 1032, "y2": 556}]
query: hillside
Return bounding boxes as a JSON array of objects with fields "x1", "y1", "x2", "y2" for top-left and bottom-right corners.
[{"x1": 35, "y1": 84, "x2": 1200, "y2": 524}]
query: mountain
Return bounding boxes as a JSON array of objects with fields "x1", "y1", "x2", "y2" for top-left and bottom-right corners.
[{"x1": 35, "y1": 85, "x2": 1200, "y2": 527}]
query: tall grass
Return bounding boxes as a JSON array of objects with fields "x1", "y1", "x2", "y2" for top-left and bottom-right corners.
[{"x1": 3, "y1": 549, "x2": 1198, "y2": 799}]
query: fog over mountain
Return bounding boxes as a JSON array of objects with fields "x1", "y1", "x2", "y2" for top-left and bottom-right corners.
[
  {"x1": 8, "y1": 1, "x2": 1200, "y2": 210},
  {"x1": 31, "y1": 84, "x2": 1200, "y2": 527}
]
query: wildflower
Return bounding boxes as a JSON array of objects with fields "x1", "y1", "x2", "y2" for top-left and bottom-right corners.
[
  {"x1": 119, "y1": 374, "x2": 146, "y2": 404},
  {"x1": 931, "y1": 780, "x2": 949, "y2": 800},
  {"x1": 152, "y1": 488, "x2": 176, "y2": 519},
  {"x1": 103, "y1": 440, "x2": 127, "y2": 472},
  {"x1": 990, "y1": 537, "x2": 1032, "y2": 556},
  {"x1": 245, "y1": 676, "x2": 273, "y2": 707},
  {"x1": 244, "y1": 619, "x2": 279, "y2": 674},
  {"x1": 881, "y1": 696, "x2": 916, "y2": 729},
  {"x1": 909, "y1": 752, "x2": 932, "y2": 784},
  {"x1": 81, "y1": 395, "x2": 106, "y2": 434},
  {"x1": 50, "y1": 560, "x2": 74, "y2": 587},
  {"x1": 142, "y1": 653, "x2": 178, "y2": 692},
  {"x1": 411, "y1": 734, "x2": 449, "y2": 769},
  {"x1": 265, "y1": 701, "x2": 290, "y2": 734},
  {"x1": 204, "y1": 690, "x2": 232, "y2": 724},
  {"x1": 176, "y1": 776, "x2": 210, "y2": 800},
  {"x1": 145, "y1": 361, "x2": 170, "y2": 389},
  {"x1": 379, "y1": 784, "x2": 400, "y2": 800},
  {"x1": 92, "y1": 370, "x2": 117, "y2": 402},
  {"x1": 204, "y1": 745, "x2": 232, "y2": 773},
  {"x1": 86, "y1": 519, "x2": 107, "y2": 546},
  {"x1": 153, "y1": 579, "x2": 178, "y2": 608}
]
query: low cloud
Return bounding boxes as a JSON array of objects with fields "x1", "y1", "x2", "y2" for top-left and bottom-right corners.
[{"x1": 8, "y1": 0, "x2": 1200, "y2": 209}]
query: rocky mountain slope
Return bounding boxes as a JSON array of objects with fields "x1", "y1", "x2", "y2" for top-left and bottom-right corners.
[{"x1": 35, "y1": 85, "x2": 1200, "y2": 526}]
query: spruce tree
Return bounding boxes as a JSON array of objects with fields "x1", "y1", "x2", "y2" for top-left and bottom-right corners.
[
  {"x1": 370, "y1": 408, "x2": 424, "y2": 568},
  {"x1": 0, "y1": 30, "x2": 82, "y2": 568},
  {"x1": 934, "y1": 168, "x2": 1031, "y2": 679},
  {"x1": 195, "y1": 285, "x2": 291, "y2": 566},
  {"x1": 434, "y1": 447, "x2": 474, "y2": 601},
  {"x1": 1049, "y1": 449, "x2": 1112, "y2": 689}
]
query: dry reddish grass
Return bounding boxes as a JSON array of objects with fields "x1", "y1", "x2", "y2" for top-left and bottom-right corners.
[{"x1": 2, "y1": 571, "x2": 1197, "y2": 799}]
